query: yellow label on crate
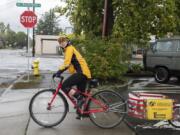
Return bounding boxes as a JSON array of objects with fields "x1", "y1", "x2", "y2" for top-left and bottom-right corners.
[{"x1": 146, "y1": 99, "x2": 173, "y2": 120}]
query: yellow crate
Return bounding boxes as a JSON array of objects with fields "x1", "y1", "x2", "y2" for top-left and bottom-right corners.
[{"x1": 146, "y1": 99, "x2": 173, "y2": 120}]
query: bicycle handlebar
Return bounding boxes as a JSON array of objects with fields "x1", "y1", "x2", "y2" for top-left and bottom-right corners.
[{"x1": 53, "y1": 75, "x2": 64, "y2": 83}]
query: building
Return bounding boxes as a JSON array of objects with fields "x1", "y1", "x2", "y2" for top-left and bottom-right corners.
[
  {"x1": 35, "y1": 35, "x2": 63, "y2": 55},
  {"x1": 64, "y1": 27, "x2": 73, "y2": 34}
]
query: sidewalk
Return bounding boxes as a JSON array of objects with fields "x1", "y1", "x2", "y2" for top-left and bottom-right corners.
[
  {"x1": 0, "y1": 72, "x2": 134, "y2": 135},
  {"x1": 0, "y1": 89, "x2": 36, "y2": 135}
]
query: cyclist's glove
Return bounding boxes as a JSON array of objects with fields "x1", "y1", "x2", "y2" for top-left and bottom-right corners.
[{"x1": 52, "y1": 70, "x2": 63, "y2": 78}]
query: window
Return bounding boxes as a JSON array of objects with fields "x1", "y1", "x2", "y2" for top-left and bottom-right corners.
[{"x1": 156, "y1": 40, "x2": 178, "y2": 52}]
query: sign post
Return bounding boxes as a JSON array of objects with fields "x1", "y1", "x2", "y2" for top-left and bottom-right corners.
[
  {"x1": 17, "y1": 1, "x2": 40, "y2": 81},
  {"x1": 20, "y1": 10, "x2": 37, "y2": 81},
  {"x1": 27, "y1": 26, "x2": 30, "y2": 81}
]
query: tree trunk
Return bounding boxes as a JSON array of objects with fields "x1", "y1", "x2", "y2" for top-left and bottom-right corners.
[
  {"x1": 102, "y1": 0, "x2": 114, "y2": 37},
  {"x1": 106, "y1": 0, "x2": 114, "y2": 36}
]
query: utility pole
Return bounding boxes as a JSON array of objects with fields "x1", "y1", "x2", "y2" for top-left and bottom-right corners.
[
  {"x1": 32, "y1": 0, "x2": 35, "y2": 57},
  {"x1": 102, "y1": 0, "x2": 108, "y2": 38}
]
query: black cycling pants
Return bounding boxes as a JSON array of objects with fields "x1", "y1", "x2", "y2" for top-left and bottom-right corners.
[{"x1": 61, "y1": 73, "x2": 87, "y2": 94}]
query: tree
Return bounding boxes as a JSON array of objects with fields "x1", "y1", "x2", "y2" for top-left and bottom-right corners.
[
  {"x1": 15, "y1": 32, "x2": 27, "y2": 49},
  {"x1": 0, "y1": 22, "x2": 6, "y2": 48},
  {"x1": 36, "y1": 9, "x2": 62, "y2": 35},
  {"x1": 174, "y1": 0, "x2": 180, "y2": 34},
  {"x1": 0, "y1": 23, "x2": 27, "y2": 49},
  {"x1": 5, "y1": 29, "x2": 16, "y2": 48},
  {"x1": 57, "y1": 0, "x2": 178, "y2": 43},
  {"x1": 56, "y1": 0, "x2": 105, "y2": 37},
  {"x1": 0, "y1": 22, "x2": 6, "y2": 33},
  {"x1": 113, "y1": 0, "x2": 177, "y2": 43}
]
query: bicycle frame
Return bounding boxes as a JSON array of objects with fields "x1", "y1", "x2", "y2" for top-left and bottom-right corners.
[{"x1": 48, "y1": 80, "x2": 108, "y2": 115}]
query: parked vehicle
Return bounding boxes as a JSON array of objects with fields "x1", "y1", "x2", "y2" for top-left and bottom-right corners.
[{"x1": 143, "y1": 37, "x2": 180, "y2": 83}]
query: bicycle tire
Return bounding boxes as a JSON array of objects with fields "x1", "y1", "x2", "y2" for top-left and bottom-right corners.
[
  {"x1": 87, "y1": 90, "x2": 127, "y2": 129},
  {"x1": 168, "y1": 107, "x2": 180, "y2": 128},
  {"x1": 29, "y1": 89, "x2": 68, "y2": 128}
]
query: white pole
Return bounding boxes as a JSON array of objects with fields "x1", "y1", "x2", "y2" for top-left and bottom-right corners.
[
  {"x1": 27, "y1": 28, "x2": 30, "y2": 81},
  {"x1": 27, "y1": 7, "x2": 30, "y2": 82}
]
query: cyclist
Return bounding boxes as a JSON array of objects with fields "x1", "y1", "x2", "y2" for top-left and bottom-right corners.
[{"x1": 53, "y1": 36, "x2": 91, "y2": 119}]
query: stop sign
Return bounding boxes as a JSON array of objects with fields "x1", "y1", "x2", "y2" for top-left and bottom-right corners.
[{"x1": 20, "y1": 11, "x2": 37, "y2": 28}]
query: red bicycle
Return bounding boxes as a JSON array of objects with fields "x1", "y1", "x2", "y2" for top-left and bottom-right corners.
[{"x1": 29, "y1": 76, "x2": 127, "y2": 128}]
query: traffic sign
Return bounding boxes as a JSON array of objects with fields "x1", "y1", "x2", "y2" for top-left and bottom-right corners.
[
  {"x1": 16, "y1": 2, "x2": 41, "y2": 8},
  {"x1": 20, "y1": 11, "x2": 37, "y2": 28}
]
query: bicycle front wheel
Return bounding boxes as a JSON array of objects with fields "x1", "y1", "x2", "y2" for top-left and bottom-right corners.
[
  {"x1": 88, "y1": 90, "x2": 127, "y2": 128},
  {"x1": 29, "y1": 89, "x2": 68, "y2": 128},
  {"x1": 169, "y1": 107, "x2": 180, "y2": 128}
]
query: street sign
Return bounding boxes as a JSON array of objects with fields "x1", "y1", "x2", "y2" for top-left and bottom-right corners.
[
  {"x1": 20, "y1": 11, "x2": 37, "y2": 28},
  {"x1": 16, "y1": 2, "x2": 41, "y2": 8}
]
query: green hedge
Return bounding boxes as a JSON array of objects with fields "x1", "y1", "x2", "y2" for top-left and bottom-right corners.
[
  {"x1": 70, "y1": 37, "x2": 129, "y2": 82},
  {"x1": 128, "y1": 63, "x2": 143, "y2": 73}
]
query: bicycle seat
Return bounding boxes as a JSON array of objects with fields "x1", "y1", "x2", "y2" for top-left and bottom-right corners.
[{"x1": 88, "y1": 79, "x2": 99, "y2": 88}]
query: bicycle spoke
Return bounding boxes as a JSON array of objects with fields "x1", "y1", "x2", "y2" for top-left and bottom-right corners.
[
  {"x1": 98, "y1": 95, "x2": 109, "y2": 105},
  {"x1": 109, "y1": 101, "x2": 126, "y2": 108},
  {"x1": 108, "y1": 109, "x2": 127, "y2": 113},
  {"x1": 29, "y1": 89, "x2": 68, "y2": 127},
  {"x1": 108, "y1": 102, "x2": 126, "y2": 112},
  {"x1": 88, "y1": 90, "x2": 126, "y2": 128}
]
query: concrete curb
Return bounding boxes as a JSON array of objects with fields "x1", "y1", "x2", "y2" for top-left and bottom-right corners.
[{"x1": 0, "y1": 74, "x2": 26, "y2": 97}]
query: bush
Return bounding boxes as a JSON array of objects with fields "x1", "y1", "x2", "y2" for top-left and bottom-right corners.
[
  {"x1": 128, "y1": 63, "x2": 143, "y2": 73},
  {"x1": 70, "y1": 37, "x2": 129, "y2": 82}
]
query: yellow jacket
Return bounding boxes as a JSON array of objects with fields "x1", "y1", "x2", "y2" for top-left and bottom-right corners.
[{"x1": 59, "y1": 45, "x2": 91, "y2": 79}]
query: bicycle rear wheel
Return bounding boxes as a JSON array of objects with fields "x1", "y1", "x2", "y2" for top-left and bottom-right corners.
[
  {"x1": 169, "y1": 107, "x2": 180, "y2": 128},
  {"x1": 29, "y1": 89, "x2": 68, "y2": 128},
  {"x1": 88, "y1": 90, "x2": 126, "y2": 128}
]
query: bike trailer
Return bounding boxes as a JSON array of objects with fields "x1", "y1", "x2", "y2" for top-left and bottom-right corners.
[{"x1": 128, "y1": 92, "x2": 171, "y2": 119}]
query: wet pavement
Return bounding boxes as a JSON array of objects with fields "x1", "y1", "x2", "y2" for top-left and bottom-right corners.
[
  {"x1": 2, "y1": 73, "x2": 178, "y2": 135},
  {"x1": 1, "y1": 73, "x2": 180, "y2": 135},
  {"x1": 0, "y1": 49, "x2": 63, "y2": 94},
  {"x1": 1, "y1": 49, "x2": 180, "y2": 135},
  {"x1": 27, "y1": 114, "x2": 132, "y2": 135},
  {"x1": 0, "y1": 87, "x2": 134, "y2": 135},
  {"x1": 0, "y1": 49, "x2": 63, "y2": 72},
  {"x1": 0, "y1": 69, "x2": 23, "y2": 96}
]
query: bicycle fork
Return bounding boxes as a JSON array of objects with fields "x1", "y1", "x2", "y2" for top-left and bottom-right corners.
[{"x1": 47, "y1": 84, "x2": 62, "y2": 110}]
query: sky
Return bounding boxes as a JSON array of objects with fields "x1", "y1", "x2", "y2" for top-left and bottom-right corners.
[{"x1": 0, "y1": 0, "x2": 71, "y2": 32}]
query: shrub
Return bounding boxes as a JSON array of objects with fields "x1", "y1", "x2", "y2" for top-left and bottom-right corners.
[
  {"x1": 128, "y1": 63, "x2": 143, "y2": 73},
  {"x1": 70, "y1": 37, "x2": 129, "y2": 82}
]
